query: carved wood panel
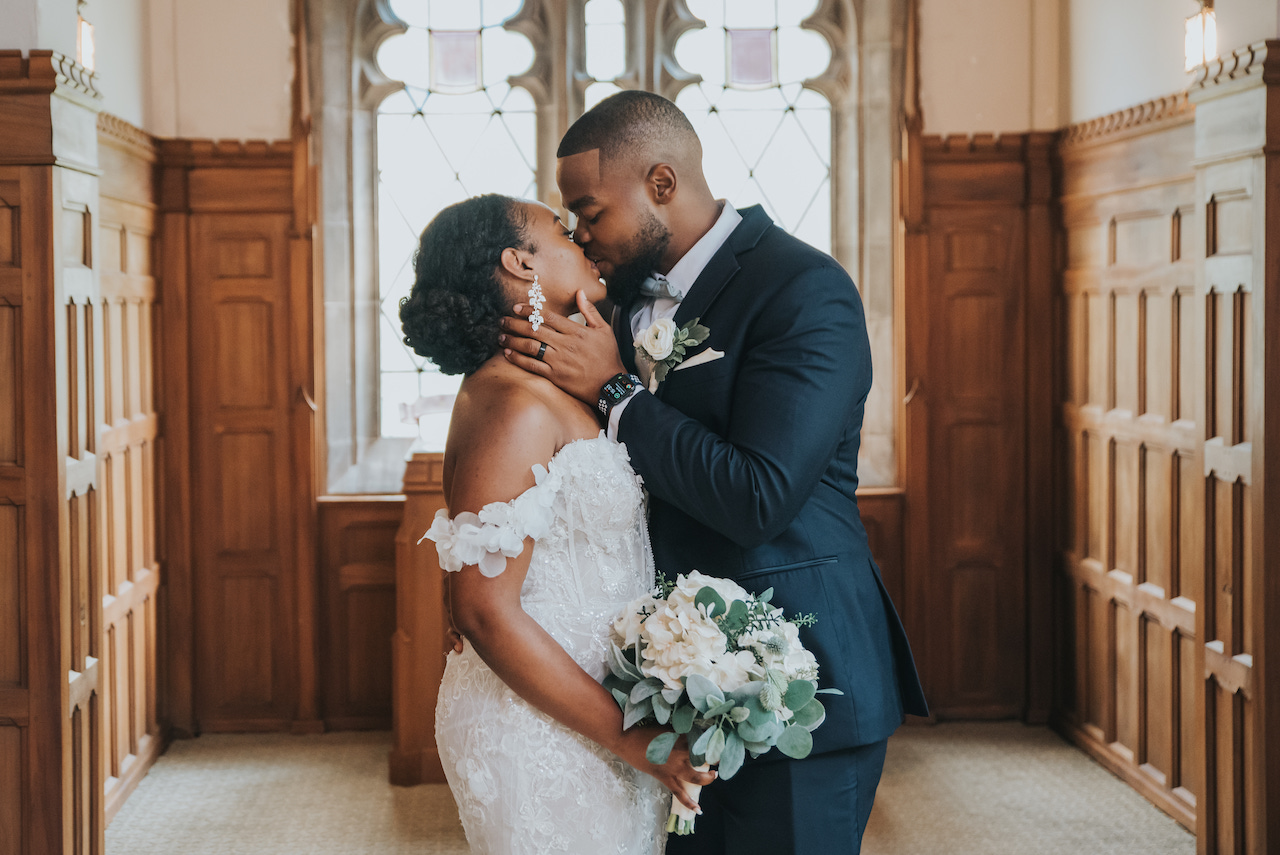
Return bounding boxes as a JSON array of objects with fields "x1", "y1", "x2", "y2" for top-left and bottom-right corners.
[
  {"x1": 96, "y1": 116, "x2": 163, "y2": 824},
  {"x1": 318, "y1": 498, "x2": 401, "y2": 730},
  {"x1": 1055, "y1": 105, "x2": 1201, "y2": 829},
  {"x1": 189, "y1": 210, "x2": 298, "y2": 730},
  {"x1": 904, "y1": 134, "x2": 1054, "y2": 720}
]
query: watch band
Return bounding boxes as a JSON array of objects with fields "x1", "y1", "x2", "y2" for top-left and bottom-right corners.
[{"x1": 597, "y1": 373, "x2": 643, "y2": 417}]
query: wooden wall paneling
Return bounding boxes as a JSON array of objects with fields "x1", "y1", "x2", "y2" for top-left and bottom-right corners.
[
  {"x1": 317, "y1": 498, "x2": 401, "y2": 729},
  {"x1": 0, "y1": 49, "x2": 106, "y2": 855},
  {"x1": 157, "y1": 140, "x2": 317, "y2": 735},
  {"x1": 1053, "y1": 93, "x2": 1200, "y2": 830},
  {"x1": 390, "y1": 455, "x2": 449, "y2": 785},
  {"x1": 1188, "y1": 42, "x2": 1279, "y2": 855},
  {"x1": 95, "y1": 114, "x2": 164, "y2": 823},
  {"x1": 904, "y1": 134, "x2": 1054, "y2": 719}
]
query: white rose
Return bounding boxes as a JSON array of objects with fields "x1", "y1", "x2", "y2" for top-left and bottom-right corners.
[
  {"x1": 637, "y1": 318, "x2": 678, "y2": 362},
  {"x1": 675, "y1": 570, "x2": 751, "y2": 608}
]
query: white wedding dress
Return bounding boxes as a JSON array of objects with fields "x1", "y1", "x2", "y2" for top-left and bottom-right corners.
[{"x1": 426, "y1": 434, "x2": 669, "y2": 855}]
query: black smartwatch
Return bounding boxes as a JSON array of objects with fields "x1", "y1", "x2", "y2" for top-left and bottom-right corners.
[{"x1": 598, "y1": 373, "x2": 643, "y2": 417}]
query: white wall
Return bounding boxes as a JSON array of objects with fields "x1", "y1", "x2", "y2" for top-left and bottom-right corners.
[
  {"x1": 921, "y1": 0, "x2": 1280, "y2": 133},
  {"x1": 92, "y1": 0, "x2": 151, "y2": 129},
  {"x1": 148, "y1": 0, "x2": 293, "y2": 140},
  {"x1": 918, "y1": 0, "x2": 1061, "y2": 134},
  {"x1": 0, "y1": 0, "x2": 77, "y2": 55}
]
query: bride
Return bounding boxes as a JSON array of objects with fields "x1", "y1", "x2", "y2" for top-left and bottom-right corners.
[{"x1": 399, "y1": 194, "x2": 713, "y2": 854}]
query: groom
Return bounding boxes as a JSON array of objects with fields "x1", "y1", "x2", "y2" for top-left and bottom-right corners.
[{"x1": 500, "y1": 91, "x2": 927, "y2": 853}]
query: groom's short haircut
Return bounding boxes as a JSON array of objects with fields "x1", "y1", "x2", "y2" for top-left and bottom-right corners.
[{"x1": 557, "y1": 90, "x2": 700, "y2": 170}]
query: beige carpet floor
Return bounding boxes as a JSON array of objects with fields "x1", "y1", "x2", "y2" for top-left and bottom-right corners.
[{"x1": 107, "y1": 724, "x2": 1194, "y2": 855}]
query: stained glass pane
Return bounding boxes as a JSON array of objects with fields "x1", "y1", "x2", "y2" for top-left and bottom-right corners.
[
  {"x1": 727, "y1": 29, "x2": 775, "y2": 88},
  {"x1": 677, "y1": 0, "x2": 832, "y2": 254},
  {"x1": 374, "y1": 1, "x2": 535, "y2": 444},
  {"x1": 430, "y1": 31, "x2": 481, "y2": 93}
]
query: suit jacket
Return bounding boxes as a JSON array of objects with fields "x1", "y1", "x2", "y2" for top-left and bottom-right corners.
[{"x1": 615, "y1": 205, "x2": 928, "y2": 753}]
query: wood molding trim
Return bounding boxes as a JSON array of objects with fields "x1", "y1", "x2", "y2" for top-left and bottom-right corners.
[{"x1": 1057, "y1": 93, "x2": 1194, "y2": 150}]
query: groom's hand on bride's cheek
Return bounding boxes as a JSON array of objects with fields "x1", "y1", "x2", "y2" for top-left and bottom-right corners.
[{"x1": 499, "y1": 290, "x2": 626, "y2": 406}]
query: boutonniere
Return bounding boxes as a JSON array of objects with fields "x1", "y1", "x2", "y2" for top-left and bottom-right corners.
[{"x1": 634, "y1": 317, "x2": 711, "y2": 392}]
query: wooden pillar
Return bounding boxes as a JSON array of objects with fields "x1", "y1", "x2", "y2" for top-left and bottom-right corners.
[
  {"x1": 390, "y1": 452, "x2": 449, "y2": 785},
  {"x1": 0, "y1": 49, "x2": 105, "y2": 855}
]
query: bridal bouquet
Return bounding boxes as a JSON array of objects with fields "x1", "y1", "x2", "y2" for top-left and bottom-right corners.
[{"x1": 606, "y1": 571, "x2": 840, "y2": 835}]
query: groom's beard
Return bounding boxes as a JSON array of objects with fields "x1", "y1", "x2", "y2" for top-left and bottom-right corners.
[{"x1": 605, "y1": 212, "x2": 671, "y2": 307}]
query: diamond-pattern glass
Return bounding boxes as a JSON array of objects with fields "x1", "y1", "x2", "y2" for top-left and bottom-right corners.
[
  {"x1": 676, "y1": 0, "x2": 832, "y2": 253},
  {"x1": 374, "y1": 2, "x2": 535, "y2": 442}
]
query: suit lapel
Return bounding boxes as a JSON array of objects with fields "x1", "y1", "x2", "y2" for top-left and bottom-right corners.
[
  {"x1": 672, "y1": 205, "x2": 772, "y2": 330},
  {"x1": 654, "y1": 206, "x2": 773, "y2": 401}
]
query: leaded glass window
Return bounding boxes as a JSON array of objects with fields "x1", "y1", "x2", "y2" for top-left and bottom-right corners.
[
  {"x1": 584, "y1": 0, "x2": 625, "y2": 110},
  {"x1": 374, "y1": 0, "x2": 535, "y2": 443},
  {"x1": 674, "y1": 0, "x2": 833, "y2": 253}
]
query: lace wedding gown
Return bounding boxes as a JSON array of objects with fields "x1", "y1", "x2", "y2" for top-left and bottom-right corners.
[{"x1": 426, "y1": 434, "x2": 669, "y2": 855}]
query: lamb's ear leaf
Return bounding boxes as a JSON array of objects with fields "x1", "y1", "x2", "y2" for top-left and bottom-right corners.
[
  {"x1": 629, "y1": 677, "x2": 665, "y2": 704},
  {"x1": 645, "y1": 732, "x2": 678, "y2": 765},
  {"x1": 651, "y1": 693, "x2": 672, "y2": 725},
  {"x1": 685, "y1": 673, "x2": 724, "y2": 713},
  {"x1": 610, "y1": 688, "x2": 629, "y2": 710},
  {"x1": 623, "y1": 695, "x2": 652, "y2": 730},
  {"x1": 718, "y1": 732, "x2": 746, "y2": 779},
  {"x1": 608, "y1": 644, "x2": 644, "y2": 682}
]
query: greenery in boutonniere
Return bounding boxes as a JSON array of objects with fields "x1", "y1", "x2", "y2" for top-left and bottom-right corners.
[{"x1": 634, "y1": 317, "x2": 711, "y2": 387}]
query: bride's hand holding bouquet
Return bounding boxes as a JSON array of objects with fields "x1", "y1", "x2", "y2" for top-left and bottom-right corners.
[{"x1": 606, "y1": 571, "x2": 841, "y2": 834}]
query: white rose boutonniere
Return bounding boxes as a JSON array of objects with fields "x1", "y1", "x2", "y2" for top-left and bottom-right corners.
[{"x1": 634, "y1": 317, "x2": 711, "y2": 391}]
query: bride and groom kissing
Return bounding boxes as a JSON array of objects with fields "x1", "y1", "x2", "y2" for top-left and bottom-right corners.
[{"x1": 399, "y1": 90, "x2": 927, "y2": 854}]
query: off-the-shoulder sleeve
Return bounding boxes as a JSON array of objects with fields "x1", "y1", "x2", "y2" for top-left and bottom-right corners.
[{"x1": 420, "y1": 463, "x2": 562, "y2": 577}]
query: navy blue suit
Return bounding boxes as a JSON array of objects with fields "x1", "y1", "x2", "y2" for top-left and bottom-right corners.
[{"x1": 614, "y1": 206, "x2": 926, "y2": 852}]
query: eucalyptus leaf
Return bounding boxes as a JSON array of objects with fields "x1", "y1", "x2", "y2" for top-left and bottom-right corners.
[
  {"x1": 776, "y1": 725, "x2": 814, "y2": 759},
  {"x1": 791, "y1": 698, "x2": 826, "y2": 731},
  {"x1": 645, "y1": 731, "x2": 678, "y2": 765},
  {"x1": 672, "y1": 704, "x2": 697, "y2": 734},
  {"x1": 784, "y1": 679, "x2": 817, "y2": 711},
  {"x1": 743, "y1": 695, "x2": 772, "y2": 728},
  {"x1": 705, "y1": 727, "x2": 727, "y2": 765},
  {"x1": 728, "y1": 681, "x2": 766, "y2": 705},
  {"x1": 694, "y1": 587, "x2": 727, "y2": 619},
  {"x1": 743, "y1": 739, "x2": 770, "y2": 757},
  {"x1": 729, "y1": 705, "x2": 751, "y2": 723},
  {"x1": 721, "y1": 599, "x2": 749, "y2": 633},
  {"x1": 630, "y1": 677, "x2": 665, "y2": 704},
  {"x1": 736, "y1": 719, "x2": 770, "y2": 744},
  {"x1": 719, "y1": 732, "x2": 746, "y2": 779},
  {"x1": 652, "y1": 693, "x2": 673, "y2": 725},
  {"x1": 685, "y1": 673, "x2": 724, "y2": 713}
]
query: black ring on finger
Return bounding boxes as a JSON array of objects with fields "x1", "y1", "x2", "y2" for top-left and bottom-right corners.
[{"x1": 536, "y1": 341, "x2": 548, "y2": 361}]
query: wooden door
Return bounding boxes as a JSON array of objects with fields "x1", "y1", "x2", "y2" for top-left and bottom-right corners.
[
  {"x1": 922, "y1": 205, "x2": 1028, "y2": 717},
  {"x1": 189, "y1": 212, "x2": 300, "y2": 730}
]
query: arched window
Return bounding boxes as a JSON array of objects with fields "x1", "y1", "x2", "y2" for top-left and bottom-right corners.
[
  {"x1": 312, "y1": 0, "x2": 900, "y2": 493},
  {"x1": 674, "y1": 0, "x2": 833, "y2": 253},
  {"x1": 373, "y1": 1, "x2": 537, "y2": 443}
]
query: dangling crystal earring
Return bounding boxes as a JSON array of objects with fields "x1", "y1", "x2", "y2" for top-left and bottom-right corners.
[{"x1": 528, "y1": 273, "x2": 546, "y2": 331}]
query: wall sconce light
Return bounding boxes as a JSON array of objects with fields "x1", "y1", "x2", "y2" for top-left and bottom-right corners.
[
  {"x1": 1184, "y1": 0, "x2": 1217, "y2": 71},
  {"x1": 77, "y1": 16, "x2": 96, "y2": 71}
]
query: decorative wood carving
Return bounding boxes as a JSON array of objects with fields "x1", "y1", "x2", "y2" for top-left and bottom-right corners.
[
  {"x1": 1054, "y1": 109, "x2": 1200, "y2": 831},
  {"x1": 0, "y1": 49, "x2": 106, "y2": 855}
]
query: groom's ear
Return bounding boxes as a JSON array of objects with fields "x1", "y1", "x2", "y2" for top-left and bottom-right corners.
[{"x1": 646, "y1": 163, "x2": 677, "y2": 205}]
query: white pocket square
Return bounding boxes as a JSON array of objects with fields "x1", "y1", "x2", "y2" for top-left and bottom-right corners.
[{"x1": 674, "y1": 348, "x2": 725, "y2": 371}]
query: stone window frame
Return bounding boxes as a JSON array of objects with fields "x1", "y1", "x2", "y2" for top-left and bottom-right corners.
[{"x1": 306, "y1": 0, "x2": 906, "y2": 494}]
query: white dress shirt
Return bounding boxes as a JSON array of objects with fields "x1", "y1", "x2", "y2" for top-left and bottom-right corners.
[{"x1": 607, "y1": 201, "x2": 743, "y2": 439}]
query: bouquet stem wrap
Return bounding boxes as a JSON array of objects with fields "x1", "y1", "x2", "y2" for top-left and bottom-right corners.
[{"x1": 666, "y1": 763, "x2": 710, "y2": 834}]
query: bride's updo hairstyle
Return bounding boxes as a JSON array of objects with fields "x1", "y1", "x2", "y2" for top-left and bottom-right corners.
[{"x1": 399, "y1": 194, "x2": 531, "y2": 375}]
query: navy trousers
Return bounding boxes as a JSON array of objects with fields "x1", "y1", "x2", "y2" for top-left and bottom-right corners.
[{"x1": 664, "y1": 739, "x2": 890, "y2": 855}]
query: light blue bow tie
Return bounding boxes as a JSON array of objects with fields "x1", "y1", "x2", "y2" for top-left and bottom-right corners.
[{"x1": 639, "y1": 274, "x2": 684, "y2": 300}]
